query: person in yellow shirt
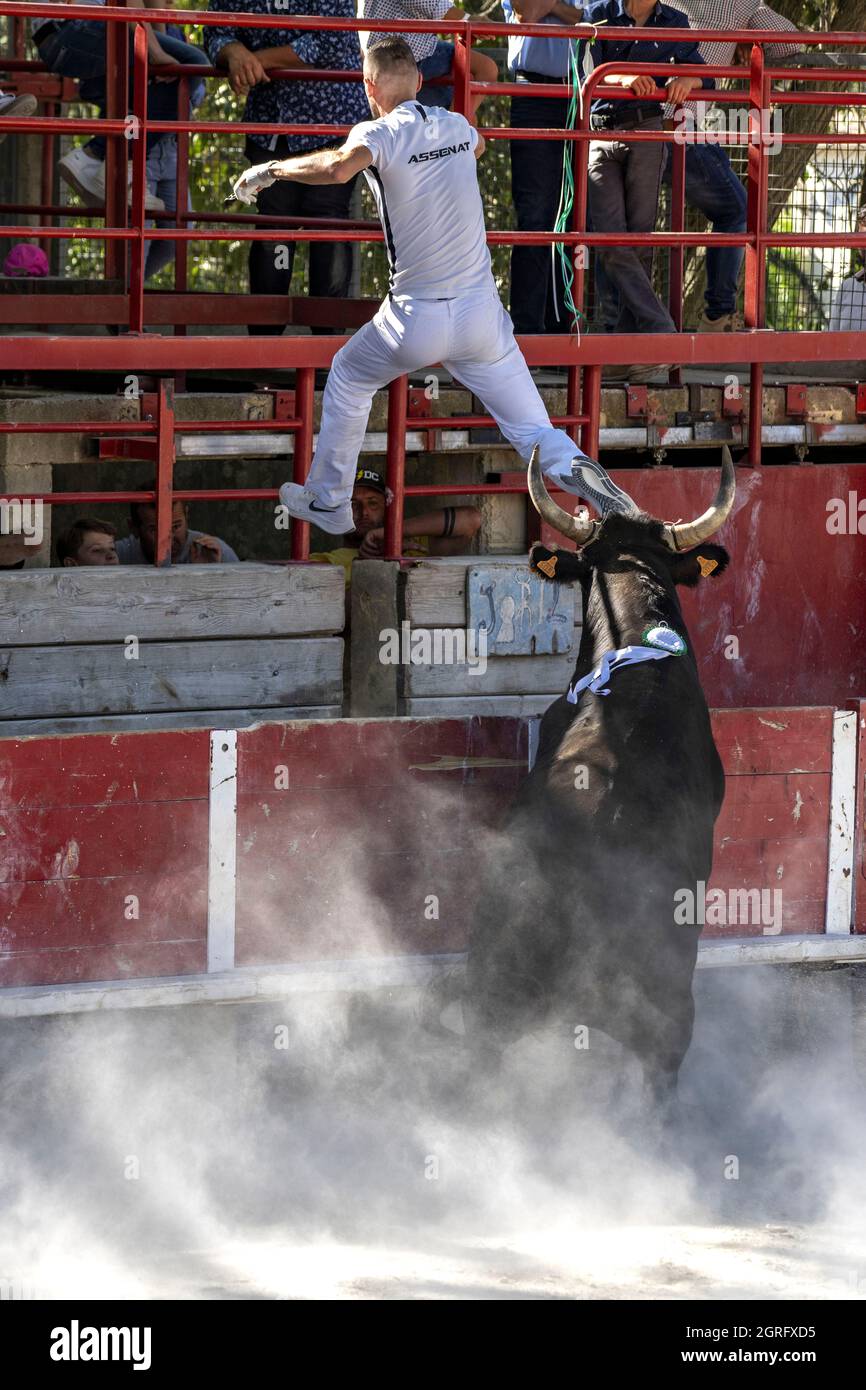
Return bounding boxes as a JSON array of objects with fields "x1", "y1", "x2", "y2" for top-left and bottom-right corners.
[{"x1": 309, "y1": 465, "x2": 481, "y2": 583}]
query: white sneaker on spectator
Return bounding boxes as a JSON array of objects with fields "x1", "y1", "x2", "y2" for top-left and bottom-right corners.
[
  {"x1": 0, "y1": 92, "x2": 37, "y2": 146},
  {"x1": 279, "y1": 482, "x2": 353, "y2": 535},
  {"x1": 59, "y1": 146, "x2": 165, "y2": 212}
]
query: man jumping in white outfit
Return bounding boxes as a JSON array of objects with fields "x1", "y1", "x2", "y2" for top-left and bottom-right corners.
[{"x1": 231, "y1": 36, "x2": 637, "y2": 536}]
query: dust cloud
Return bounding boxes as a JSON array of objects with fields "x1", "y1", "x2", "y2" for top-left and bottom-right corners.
[{"x1": 1, "y1": 949, "x2": 864, "y2": 1300}]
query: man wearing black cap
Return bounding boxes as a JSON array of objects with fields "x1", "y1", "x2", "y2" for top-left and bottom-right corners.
[{"x1": 309, "y1": 465, "x2": 481, "y2": 582}]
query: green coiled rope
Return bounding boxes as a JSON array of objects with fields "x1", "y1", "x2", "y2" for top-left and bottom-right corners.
[{"x1": 552, "y1": 37, "x2": 588, "y2": 334}]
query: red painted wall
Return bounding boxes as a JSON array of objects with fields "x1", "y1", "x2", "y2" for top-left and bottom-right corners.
[
  {"x1": 0, "y1": 708, "x2": 850, "y2": 987},
  {"x1": 234, "y1": 717, "x2": 529, "y2": 967},
  {"x1": 532, "y1": 463, "x2": 866, "y2": 709},
  {"x1": 0, "y1": 731, "x2": 209, "y2": 987}
]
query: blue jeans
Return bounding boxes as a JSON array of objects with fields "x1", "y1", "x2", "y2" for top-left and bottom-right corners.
[
  {"x1": 144, "y1": 135, "x2": 193, "y2": 279},
  {"x1": 37, "y1": 21, "x2": 207, "y2": 158},
  {"x1": 662, "y1": 141, "x2": 747, "y2": 318},
  {"x1": 418, "y1": 40, "x2": 454, "y2": 110}
]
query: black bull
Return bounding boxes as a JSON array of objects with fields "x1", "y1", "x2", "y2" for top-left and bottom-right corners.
[{"x1": 464, "y1": 464, "x2": 735, "y2": 1099}]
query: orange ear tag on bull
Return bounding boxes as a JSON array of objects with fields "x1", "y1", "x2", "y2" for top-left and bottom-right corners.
[
  {"x1": 536, "y1": 555, "x2": 558, "y2": 578},
  {"x1": 697, "y1": 554, "x2": 718, "y2": 578}
]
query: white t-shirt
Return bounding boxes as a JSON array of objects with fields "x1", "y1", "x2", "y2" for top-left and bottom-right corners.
[{"x1": 345, "y1": 101, "x2": 494, "y2": 299}]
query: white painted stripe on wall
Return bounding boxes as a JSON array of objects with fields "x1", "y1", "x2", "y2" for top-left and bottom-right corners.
[
  {"x1": 527, "y1": 715, "x2": 540, "y2": 771},
  {"x1": 207, "y1": 729, "x2": 238, "y2": 972},
  {"x1": 826, "y1": 709, "x2": 857, "y2": 935}
]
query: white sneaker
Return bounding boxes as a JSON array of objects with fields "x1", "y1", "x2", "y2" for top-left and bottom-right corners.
[
  {"x1": 279, "y1": 482, "x2": 353, "y2": 536},
  {"x1": 546, "y1": 455, "x2": 639, "y2": 517},
  {"x1": 59, "y1": 146, "x2": 165, "y2": 213}
]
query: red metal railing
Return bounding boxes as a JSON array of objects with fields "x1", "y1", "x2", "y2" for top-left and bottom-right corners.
[{"x1": 2, "y1": 8, "x2": 866, "y2": 560}]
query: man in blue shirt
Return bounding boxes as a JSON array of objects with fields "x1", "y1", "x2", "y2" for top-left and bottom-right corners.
[
  {"x1": 584, "y1": 0, "x2": 712, "y2": 375},
  {"x1": 502, "y1": 0, "x2": 586, "y2": 336},
  {"x1": 206, "y1": 0, "x2": 369, "y2": 336}
]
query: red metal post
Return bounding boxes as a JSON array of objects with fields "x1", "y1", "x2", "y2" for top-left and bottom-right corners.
[
  {"x1": 290, "y1": 366, "x2": 315, "y2": 561},
  {"x1": 581, "y1": 363, "x2": 601, "y2": 459},
  {"x1": 39, "y1": 99, "x2": 55, "y2": 264},
  {"x1": 175, "y1": 75, "x2": 190, "y2": 310},
  {"x1": 745, "y1": 45, "x2": 768, "y2": 467},
  {"x1": 154, "y1": 377, "x2": 175, "y2": 567},
  {"x1": 452, "y1": 25, "x2": 472, "y2": 118},
  {"x1": 668, "y1": 123, "x2": 686, "y2": 387},
  {"x1": 385, "y1": 375, "x2": 408, "y2": 559},
  {"x1": 104, "y1": 0, "x2": 128, "y2": 289},
  {"x1": 567, "y1": 365, "x2": 581, "y2": 447},
  {"x1": 128, "y1": 21, "x2": 148, "y2": 334}
]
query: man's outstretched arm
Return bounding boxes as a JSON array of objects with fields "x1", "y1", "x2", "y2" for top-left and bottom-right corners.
[{"x1": 231, "y1": 144, "x2": 373, "y2": 202}]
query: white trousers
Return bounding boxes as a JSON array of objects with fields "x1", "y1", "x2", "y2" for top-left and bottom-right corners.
[{"x1": 307, "y1": 283, "x2": 587, "y2": 508}]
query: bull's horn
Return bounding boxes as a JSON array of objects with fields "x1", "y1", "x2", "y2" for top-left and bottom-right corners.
[
  {"x1": 527, "y1": 446, "x2": 597, "y2": 545},
  {"x1": 664, "y1": 446, "x2": 736, "y2": 551}
]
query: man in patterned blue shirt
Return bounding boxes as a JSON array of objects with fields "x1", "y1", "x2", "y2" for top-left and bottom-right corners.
[{"x1": 206, "y1": 0, "x2": 369, "y2": 334}]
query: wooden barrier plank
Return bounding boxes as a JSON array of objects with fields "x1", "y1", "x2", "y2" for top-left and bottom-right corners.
[
  {"x1": 0, "y1": 707, "x2": 342, "y2": 737},
  {"x1": 714, "y1": 773, "x2": 829, "y2": 840},
  {"x1": 712, "y1": 707, "x2": 835, "y2": 776},
  {"x1": 235, "y1": 716, "x2": 529, "y2": 794},
  {"x1": 406, "y1": 695, "x2": 554, "y2": 718},
  {"x1": 0, "y1": 728, "x2": 209, "y2": 808},
  {"x1": 0, "y1": 565, "x2": 345, "y2": 646},
  {"x1": 405, "y1": 555, "x2": 584, "y2": 629},
  {"x1": 405, "y1": 641, "x2": 573, "y2": 697},
  {"x1": 0, "y1": 941, "x2": 206, "y2": 990},
  {"x1": 0, "y1": 800, "x2": 209, "y2": 883},
  {"x1": 0, "y1": 870, "x2": 207, "y2": 949},
  {"x1": 0, "y1": 638, "x2": 344, "y2": 719}
]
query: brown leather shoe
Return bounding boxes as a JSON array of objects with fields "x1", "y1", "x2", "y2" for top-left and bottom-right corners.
[{"x1": 698, "y1": 310, "x2": 742, "y2": 332}]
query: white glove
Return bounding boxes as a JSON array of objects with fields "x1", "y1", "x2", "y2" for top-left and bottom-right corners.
[{"x1": 231, "y1": 161, "x2": 277, "y2": 205}]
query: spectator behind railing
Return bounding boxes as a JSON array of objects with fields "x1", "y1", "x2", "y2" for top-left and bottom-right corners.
[
  {"x1": 56, "y1": 518, "x2": 119, "y2": 566},
  {"x1": 501, "y1": 0, "x2": 586, "y2": 338},
  {"x1": 206, "y1": 0, "x2": 369, "y2": 336},
  {"x1": 596, "y1": 1, "x2": 834, "y2": 338},
  {"x1": 584, "y1": 0, "x2": 713, "y2": 384},
  {"x1": 118, "y1": 486, "x2": 240, "y2": 564},
  {"x1": 309, "y1": 465, "x2": 482, "y2": 583},
  {"x1": 31, "y1": 0, "x2": 208, "y2": 214},
  {"x1": 360, "y1": 1, "x2": 498, "y2": 116},
  {"x1": 141, "y1": 0, "x2": 205, "y2": 279},
  {"x1": 829, "y1": 209, "x2": 866, "y2": 331}
]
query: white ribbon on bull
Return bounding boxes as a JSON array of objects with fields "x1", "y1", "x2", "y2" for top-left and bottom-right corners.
[{"x1": 567, "y1": 625, "x2": 687, "y2": 703}]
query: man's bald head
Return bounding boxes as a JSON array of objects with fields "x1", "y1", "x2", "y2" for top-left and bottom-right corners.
[{"x1": 363, "y1": 38, "x2": 422, "y2": 111}]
